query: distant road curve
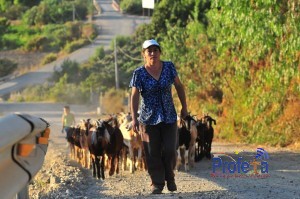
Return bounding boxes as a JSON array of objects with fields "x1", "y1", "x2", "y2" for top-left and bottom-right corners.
[{"x1": 0, "y1": 0, "x2": 150, "y2": 99}]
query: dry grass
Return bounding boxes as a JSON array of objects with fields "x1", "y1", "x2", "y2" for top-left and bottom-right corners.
[{"x1": 101, "y1": 89, "x2": 128, "y2": 114}]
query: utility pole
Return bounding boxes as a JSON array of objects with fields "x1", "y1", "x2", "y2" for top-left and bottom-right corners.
[
  {"x1": 73, "y1": 3, "x2": 75, "y2": 21},
  {"x1": 114, "y1": 38, "x2": 119, "y2": 89}
]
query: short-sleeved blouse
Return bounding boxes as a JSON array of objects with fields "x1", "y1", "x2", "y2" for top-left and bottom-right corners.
[{"x1": 129, "y1": 61, "x2": 178, "y2": 125}]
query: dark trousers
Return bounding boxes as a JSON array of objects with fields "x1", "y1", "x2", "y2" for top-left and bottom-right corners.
[{"x1": 140, "y1": 122, "x2": 177, "y2": 188}]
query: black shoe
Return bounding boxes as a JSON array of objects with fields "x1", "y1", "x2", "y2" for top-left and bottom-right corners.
[
  {"x1": 151, "y1": 185, "x2": 163, "y2": 194},
  {"x1": 167, "y1": 181, "x2": 177, "y2": 192}
]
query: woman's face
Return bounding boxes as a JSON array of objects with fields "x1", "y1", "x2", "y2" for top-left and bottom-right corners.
[{"x1": 143, "y1": 46, "x2": 161, "y2": 65}]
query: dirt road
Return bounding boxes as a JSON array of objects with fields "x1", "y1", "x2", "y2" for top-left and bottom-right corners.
[
  {"x1": 29, "y1": 140, "x2": 300, "y2": 199},
  {"x1": 29, "y1": 106, "x2": 300, "y2": 199},
  {"x1": 1, "y1": 103, "x2": 299, "y2": 199}
]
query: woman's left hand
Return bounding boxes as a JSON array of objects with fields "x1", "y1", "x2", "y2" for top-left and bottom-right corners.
[{"x1": 180, "y1": 108, "x2": 188, "y2": 119}]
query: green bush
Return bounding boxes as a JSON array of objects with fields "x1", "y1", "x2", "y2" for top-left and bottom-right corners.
[
  {"x1": 1, "y1": 34, "x2": 23, "y2": 49},
  {"x1": 120, "y1": 0, "x2": 143, "y2": 15},
  {"x1": 0, "y1": 0, "x2": 12, "y2": 13},
  {"x1": 22, "y1": 0, "x2": 90, "y2": 26},
  {"x1": 23, "y1": 35, "x2": 49, "y2": 51},
  {"x1": 8, "y1": 92, "x2": 24, "y2": 102},
  {"x1": 3, "y1": 4, "x2": 96, "y2": 52},
  {"x1": 52, "y1": 59, "x2": 86, "y2": 84},
  {"x1": 65, "y1": 21, "x2": 83, "y2": 40},
  {"x1": 49, "y1": 74, "x2": 88, "y2": 103},
  {"x1": 89, "y1": 46, "x2": 105, "y2": 62},
  {"x1": 73, "y1": 0, "x2": 89, "y2": 20},
  {"x1": 9, "y1": 77, "x2": 89, "y2": 104},
  {"x1": 2, "y1": 24, "x2": 41, "y2": 49},
  {"x1": 42, "y1": 24, "x2": 70, "y2": 50},
  {"x1": 41, "y1": 53, "x2": 57, "y2": 65},
  {"x1": 8, "y1": 83, "x2": 52, "y2": 102},
  {"x1": 22, "y1": 6, "x2": 38, "y2": 26},
  {"x1": 0, "y1": 17, "x2": 9, "y2": 35},
  {"x1": 3, "y1": 5, "x2": 27, "y2": 20},
  {"x1": 63, "y1": 38, "x2": 89, "y2": 53}
]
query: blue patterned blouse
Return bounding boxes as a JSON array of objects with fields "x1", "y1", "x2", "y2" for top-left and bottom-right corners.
[{"x1": 129, "y1": 61, "x2": 178, "y2": 125}]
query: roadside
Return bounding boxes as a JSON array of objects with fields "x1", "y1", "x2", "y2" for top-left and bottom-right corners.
[{"x1": 0, "y1": 50, "x2": 48, "y2": 77}]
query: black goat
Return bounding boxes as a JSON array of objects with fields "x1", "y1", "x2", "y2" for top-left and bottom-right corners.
[{"x1": 195, "y1": 115, "x2": 216, "y2": 161}]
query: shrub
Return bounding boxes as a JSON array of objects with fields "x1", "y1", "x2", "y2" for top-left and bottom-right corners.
[
  {"x1": 63, "y1": 38, "x2": 88, "y2": 53},
  {"x1": 3, "y1": 5, "x2": 27, "y2": 20},
  {"x1": 0, "y1": 58, "x2": 17, "y2": 77},
  {"x1": 41, "y1": 53, "x2": 57, "y2": 65},
  {"x1": 0, "y1": 17, "x2": 9, "y2": 35},
  {"x1": 43, "y1": 24, "x2": 69, "y2": 50},
  {"x1": 89, "y1": 46, "x2": 105, "y2": 63},
  {"x1": 8, "y1": 83, "x2": 52, "y2": 102},
  {"x1": 65, "y1": 21, "x2": 83, "y2": 40},
  {"x1": 8, "y1": 92, "x2": 24, "y2": 102},
  {"x1": 22, "y1": 6, "x2": 38, "y2": 26},
  {"x1": 1, "y1": 35, "x2": 22, "y2": 49},
  {"x1": 81, "y1": 23, "x2": 98, "y2": 40},
  {"x1": 22, "y1": 0, "x2": 90, "y2": 26},
  {"x1": 23, "y1": 35, "x2": 49, "y2": 51},
  {"x1": 2, "y1": 24, "x2": 41, "y2": 49},
  {"x1": 120, "y1": 0, "x2": 142, "y2": 15},
  {"x1": 49, "y1": 74, "x2": 88, "y2": 103}
]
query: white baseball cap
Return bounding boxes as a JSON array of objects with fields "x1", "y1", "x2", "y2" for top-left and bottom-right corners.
[{"x1": 142, "y1": 39, "x2": 160, "y2": 49}]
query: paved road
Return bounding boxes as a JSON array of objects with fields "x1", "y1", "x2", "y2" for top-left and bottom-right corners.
[
  {"x1": 0, "y1": 102, "x2": 93, "y2": 129},
  {"x1": 0, "y1": 0, "x2": 150, "y2": 99}
]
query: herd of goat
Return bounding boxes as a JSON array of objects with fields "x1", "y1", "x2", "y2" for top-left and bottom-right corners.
[{"x1": 65, "y1": 113, "x2": 216, "y2": 180}]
